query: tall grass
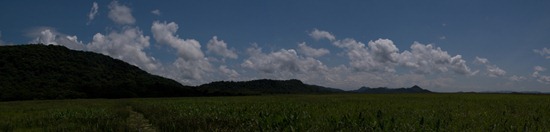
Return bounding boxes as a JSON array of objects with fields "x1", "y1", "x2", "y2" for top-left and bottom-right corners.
[
  {"x1": 129, "y1": 94, "x2": 550, "y2": 131},
  {"x1": 0, "y1": 99, "x2": 130, "y2": 131},
  {"x1": 1, "y1": 94, "x2": 550, "y2": 131}
]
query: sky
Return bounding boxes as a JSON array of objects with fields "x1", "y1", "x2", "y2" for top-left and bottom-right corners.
[{"x1": 1, "y1": 0, "x2": 549, "y2": 92}]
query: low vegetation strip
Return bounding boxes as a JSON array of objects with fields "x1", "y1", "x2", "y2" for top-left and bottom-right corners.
[
  {"x1": 1, "y1": 94, "x2": 550, "y2": 131},
  {"x1": 126, "y1": 106, "x2": 156, "y2": 132}
]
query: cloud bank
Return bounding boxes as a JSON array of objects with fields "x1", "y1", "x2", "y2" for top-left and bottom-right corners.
[{"x1": 19, "y1": 2, "x2": 550, "y2": 90}]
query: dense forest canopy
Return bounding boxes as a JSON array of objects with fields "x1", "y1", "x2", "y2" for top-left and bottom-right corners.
[{"x1": 0, "y1": 44, "x2": 199, "y2": 101}]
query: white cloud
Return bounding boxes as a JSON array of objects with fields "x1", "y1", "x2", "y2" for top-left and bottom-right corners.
[
  {"x1": 87, "y1": 2, "x2": 99, "y2": 25},
  {"x1": 87, "y1": 27, "x2": 160, "y2": 71},
  {"x1": 532, "y1": 66, "x2": 550, "y2": 84},
  {"x1": 534, "y1": 48, "x2": 550, "y2": 59},
  {"x1": 474, "y1": 57, "x2": 506, "y2": 77},
  {"x1": 207, "y1": 36, "x2": 238, "y2": 59},
  {"x1": 297, "y1": 42, "x2": 330, "y2": 58},
  {"x1": 369, "y1": 39, "x2": 400, "y2": 63},
  {"x1": 219, "y1": 65, "x2": 240, "y2": 78},
  {"x1": 169, "y1": 58, "x2": 213, "y2": 82},
  {"x1": 332, "y1": 38, "x2": 476, "y2": 75},
  {"x1": 333, "y1": 38, "x2": 394, "y2": 72},
  {"x1": 509, "y1": 75, "x2": 526, "y2": 81},
  {"x1": 536, "y1": 76, "x2": 550, "y2": 84},
  {"x1": 399, "y1": 42, "x2": 476, "y2": 75},
  {"x1": 241, "y1": 46, "x2": 328, "y2": 74},
  {"x1": 29, "y1": 28, "x2": 86, "y2": 50},
  {"x1": 474, "y1": 57, "x2": 489, "y2": 64},
  {"x1": 151, "y1": 9, "x2": 161, "y2": 16},
  {"x1": 534, "y1": 66, "x2": 546, "y2": 72},
  {"x1": 32, "y1": 29, "x2": 55, "y2": 44},
  {"x1": 486, "y1": 65, "x2": 506, "y2": 77},
  {"x1": 309, "y1": 29, "x2": 335, "y2": 41},
  {"x1": 151, "y1": 21, "x2": 214, "y2": 83},
  {"x1": 151, "y1": 21, "x2": 204, "y2": 61},
  {"x1": 108, "y1": 1, "x2": 135, "y2": 25}
]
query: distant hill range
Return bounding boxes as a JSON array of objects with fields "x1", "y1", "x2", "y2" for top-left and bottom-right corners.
[
  {"x1": 5, "y1": 44, "x2": 542, "y2": 101},
  {"x1": 0, "y1": 44, "x2": 343, "y2": 101},
  {"x1": 352, "y1": 85, "x2": 433, "y2": 93},
  {"x1": 197, "y1": 79, "x2": 344, "y2": 95}
]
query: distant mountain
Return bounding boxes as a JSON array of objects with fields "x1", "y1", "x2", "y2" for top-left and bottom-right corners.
[
  {"x1": 478, "y1": 91, "x2": 545, "y2": 94},
  {"x1": 0, "y1": 44, "x2": 201, "y2": 101},
  {"x1": 197, "y1": 79, "x2": 345, "y2": 95},
  {"x1": 352, "y1": 85, "x2": 432, "y2": 93}
]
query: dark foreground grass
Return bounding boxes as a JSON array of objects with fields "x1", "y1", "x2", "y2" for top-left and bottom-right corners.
[
  {"x1": 0, "y1": 99, "x2": 131, "y2": 132},
  {"x1": 2, "y1": 94, "x2": 550, "y2": 131}
]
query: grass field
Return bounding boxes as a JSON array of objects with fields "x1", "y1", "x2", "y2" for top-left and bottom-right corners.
[{"x1": 1, "y1": 94, "x2": 550, "y2": 131}]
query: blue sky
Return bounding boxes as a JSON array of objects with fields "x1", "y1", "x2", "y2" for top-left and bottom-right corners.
[{"x1": 1, "y1": 0, "x2": 549, "y2": 92}]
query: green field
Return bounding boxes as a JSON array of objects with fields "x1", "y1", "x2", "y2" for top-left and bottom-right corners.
[{"x1": 1, "y1": 94, "x2": 550, "y2": 131}]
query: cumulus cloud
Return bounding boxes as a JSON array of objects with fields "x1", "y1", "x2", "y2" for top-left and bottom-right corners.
[
  {"x1": 399, "y1": 42, "x2": 476, "y2": 75},
  {"x1": 151, "y1": 21, "x2": 205, "y2": 61},
  {"x1": 369, "y1": 39, "x2": 400, "y2": 63},
  {"x1": 532, "y1": 66, "x2": 550, "y2": 84},
  {"x1": 534, "y1": 47, "x2": 550, "y2": 59},
  {"x1": 241, "y1": 46, "x2": 328, "y2": 74},
  {"x1": 151, "y1": 9, "x2": 161, "y2": 16},
  {"x1": 169, "y1": 58, "x2": 212, "y2": 82},
  {"x1": 297, "y1": 42, "x2": 330, "y2": 58},
  {"x1": 87, "y1": 27, "x2": 160, "y2": 71},
  {"x1": 207, "y1": 36, "x2": 238, "y2": 59},
  {"x1": 108, "y1": 1, "x2": 135, "y2": 25},
  {"x1": 151, "y1": 21, "x2": 213, "y2": 82},
  {"x1": 219, "y1": 65, "x2": 240, "y2": 78},
  {"x1": 332, "y1": 37, "x2": 477, "y2": 75},
  {"x1": 87, "y1": 2, "x2": 99, "y2": 25},
  {"x1": 28, "y1": 28, "x2": 86, "y2": 50},
  {"x1": 333, "y1": 38, "x2": 392, "y2": 72},
  {"x1": 309, "y1": 29, "x2": 335, "y2": 41}
]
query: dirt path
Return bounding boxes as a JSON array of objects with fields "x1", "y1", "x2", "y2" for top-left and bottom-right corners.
[{"x1": 126, "y1": 106, "x2": 156, "y2": 132}]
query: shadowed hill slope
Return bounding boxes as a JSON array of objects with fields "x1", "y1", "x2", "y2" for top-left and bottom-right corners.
[{"x1": 0, "y1": 44, "x2": 200, "y2": 101}]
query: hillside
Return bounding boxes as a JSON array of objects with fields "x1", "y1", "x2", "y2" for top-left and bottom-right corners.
[
  {"x1": 197, "y1": 79, "x2": 345, "y2": 95},
  {"x1": 352, "y1": 85, "x2": 432, "y2": 93},
  {"x1": 0, "y1": 44, "x2": 200, "y2": 101}
]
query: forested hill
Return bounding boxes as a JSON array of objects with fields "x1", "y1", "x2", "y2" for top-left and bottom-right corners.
[
  {"x1": 197, "y1": 79, "x2": 345, "y2": 95},
  {"x1": 352, "y1": 85, "x2": 432, "y2": 93},
  {"x1": 0, "y1": 44, "x2": 200, "y2": 101}
]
